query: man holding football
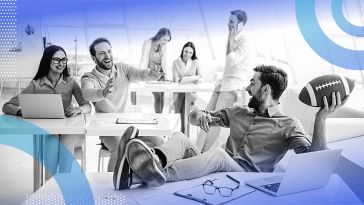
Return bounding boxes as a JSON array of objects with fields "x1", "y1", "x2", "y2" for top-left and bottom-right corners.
[{"x1": 116, "y1": 64, "x2": 346, "y2": 188}]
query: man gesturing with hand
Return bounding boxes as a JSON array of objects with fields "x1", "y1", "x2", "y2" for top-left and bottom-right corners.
[
  {"x1": 121, "y1": 65, "x2": 344, "y2": 188},
  {"x1": 102, "y1": 78, "x2": 114, "y2": 98},
  {"x1": 81, "y1": 37, "x2": 163, "y2": 171},
  {"x1": 196, "y1": 111, "x2": 220, "y2": 133}
]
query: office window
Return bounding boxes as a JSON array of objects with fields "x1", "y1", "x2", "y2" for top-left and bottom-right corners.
[
  {"x1": 85, "y1": 2, "x2": 125, "y2": 26},
  {"x1": 124, "y1": 2, "x2": 170, "y2": 29},
  {"x1": 46, "y1": 27, "x2": 87, "y2": 56}
]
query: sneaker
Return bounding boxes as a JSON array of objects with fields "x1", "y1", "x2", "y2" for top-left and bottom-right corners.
[
  {"x1": 113, "y1": 126, "x2": 139, "y2": 190},
  {"x1": 126, "y1": 138, "x2": 166, "y2": 187}
]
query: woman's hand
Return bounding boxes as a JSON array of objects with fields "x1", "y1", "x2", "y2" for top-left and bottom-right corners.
[
  {"x1": 150, "y1": 65, "x2": 164, "y2": 79},
  {"x1": 65, "y1": 107, "x2": 82, "y2": 118}
]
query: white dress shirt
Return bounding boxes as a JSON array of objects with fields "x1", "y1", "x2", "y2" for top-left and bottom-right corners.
[{"x1": 220, "y1": 31, "x2": 254, "y2": 91}]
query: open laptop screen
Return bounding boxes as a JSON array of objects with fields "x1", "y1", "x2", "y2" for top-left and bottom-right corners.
[{"x1": 19, "y1": 94, "x2": 65, "y2": 119}]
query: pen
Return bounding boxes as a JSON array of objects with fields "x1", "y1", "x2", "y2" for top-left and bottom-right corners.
[{"x1": 226, "y1": 174, "x2": 240, "y2": 184}]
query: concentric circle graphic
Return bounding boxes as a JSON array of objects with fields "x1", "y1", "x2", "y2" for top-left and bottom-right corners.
[
  {"x1": 296, "y1": 0, "x2": 364, "y2": 70},
  {"x1": 0, "y1": 115, "x2": 95, "y2": 205},
  {"x1": 332, "y1": 0, "x2": 364, "y2": 37}
]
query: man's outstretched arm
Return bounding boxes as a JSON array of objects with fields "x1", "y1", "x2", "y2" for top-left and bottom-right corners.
[{"x1": 189, "y1": 108, "x2": 230, "y2": 133}]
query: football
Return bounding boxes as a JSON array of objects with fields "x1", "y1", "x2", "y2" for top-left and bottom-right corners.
[{"x1": 299, "y1": 75, "x2": 355, "y2": 107}]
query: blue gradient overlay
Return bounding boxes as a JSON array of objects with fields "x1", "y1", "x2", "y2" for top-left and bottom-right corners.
[
  {"x1": 7, "y1": 0, "x2": 364, "y2": 204},
  {"x1": 16, "y1": 0, "x2": 294, "y2": 44},
  {"x1": 0, "y1": 115, "x2": 94, "y2": 205},
  {"x1": 296, "y1": 0, "x2": 364, "y2": 70}
]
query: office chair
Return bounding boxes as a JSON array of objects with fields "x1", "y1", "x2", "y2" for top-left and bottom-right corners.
[{"x1": 97, "y1": 141, "x2": 111, "y2": 172}]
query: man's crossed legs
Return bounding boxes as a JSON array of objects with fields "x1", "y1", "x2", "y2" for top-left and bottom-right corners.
[{"x1": 114, "y1": 130, "x2": 244, "y2": 189}]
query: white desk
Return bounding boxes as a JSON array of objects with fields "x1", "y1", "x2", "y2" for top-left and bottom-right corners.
[
  {"x1": 130, "y1": 82, "x2": 215, "y2": 136},
  {"x1": 129, "y1": 82, "x2": 171, "y2": 93},
  {"x1": 0, "y1": 115, "x2": 85, "y2": 192},
  {"x1": 86, "y1": 113, "x2": 180, "y2": 137},
  {"x1": 0, "y1": 113, "x2": 180, "y2": 193},
  {"x1": 328, "y1": 136, "x2": 364, "y2": 200},
  {"x1": 328, "y1": 135, "x2": 364, "y2": 168},
  {"x1": 22, "y1": 172, "x2": 361, "y2": 205},
  {"x1": 168, "y1": 82, "x2": 216, "y2": 93}
]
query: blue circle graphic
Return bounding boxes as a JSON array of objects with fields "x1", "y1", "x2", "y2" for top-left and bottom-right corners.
[
  {"x1": 332, "y1": 0, "x2": 364, "y2": 37},
  {"x1": 0, "y1": 115, "x2": 95, "y2": 205},
  {"x1": 295, "y1": 0, "x2": 364, "y2": 70}
]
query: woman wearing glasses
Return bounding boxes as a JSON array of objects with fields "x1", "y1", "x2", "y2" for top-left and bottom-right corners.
[
  {"x1": 2, "y1": 45, "x2": 91, "y2": 179},
  {"x1": 139, "y1": 28, "x2": 172, "y2": 113}
]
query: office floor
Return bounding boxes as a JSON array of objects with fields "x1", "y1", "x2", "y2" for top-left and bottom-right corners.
[{"x1": 0, "y1": 87, "x2": 205, "y2": 205}]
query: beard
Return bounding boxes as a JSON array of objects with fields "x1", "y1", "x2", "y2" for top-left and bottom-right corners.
[
  {"x1": 248, "y1": 95, "x2": 263, "y2": 111},
  {"x1": 96, "y1": 58, "x2": 113, "y2": 70}
]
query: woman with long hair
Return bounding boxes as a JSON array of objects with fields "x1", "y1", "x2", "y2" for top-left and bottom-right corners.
[
  {"x1": 139, "y1": 28, "x2": 172, "y2": 113},
  {"x1": 3, "y1": 45, "x2": 91, "y2": 179},
  {"x1": 172, "y1": 41, "x2": 201, "y2": 132}
]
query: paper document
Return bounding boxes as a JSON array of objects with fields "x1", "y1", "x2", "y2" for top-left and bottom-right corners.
[
  {"x1": 180, "y1": 75, "x2": 201, "y2": 84},
  {"x1": 146, "y1": 80, "x2": 173, "y2": 84},
  {"x1": 116, "y1": 117, "x2": 158, "y2": 124},
  {"x1": 175, "y1": 178, "x2": 255, "y2": 205}
]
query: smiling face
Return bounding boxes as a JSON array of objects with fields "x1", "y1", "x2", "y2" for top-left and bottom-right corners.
[
  {"x1": 182, "y1": 46, "x2": 194, "y2": 62},
  {"x1": 49, "y1": 51, "x2": 67, "y2": 75},
  {"x1": 246, "y1": 72, "x2": 265, "y2": 111},
  {"x1": 157, "y1": 35, "x2": 171, "y2": 46},
  {"x1": 92, "y1": 41, "x2": 113, "y2": 70}
]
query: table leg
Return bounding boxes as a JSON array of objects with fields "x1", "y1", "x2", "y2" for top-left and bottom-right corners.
[
  {"x1": 131, "y1": 92, "x2": 137, "y2": 105},
  {"x1": 169, "y1": 92, "x2": 173, "y2": 113},
  {"x1": 184, "y1": 93, "x2": 192, "y2": 137},
  {"x1": 33, "y1": 134, "x2": 44, "y2": 192}
]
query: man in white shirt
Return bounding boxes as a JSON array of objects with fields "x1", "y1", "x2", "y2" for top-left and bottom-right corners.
[
  {"x1": 199, "y1": 10, "x2": 254, "y2": 151},
  {"x1": 81, "y1": 37, "x2": 163, "y2": 171}
]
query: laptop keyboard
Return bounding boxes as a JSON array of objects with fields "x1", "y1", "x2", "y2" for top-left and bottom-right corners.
[{"x1": 261, "y1": 183, "x2": 281, "y2": 193}]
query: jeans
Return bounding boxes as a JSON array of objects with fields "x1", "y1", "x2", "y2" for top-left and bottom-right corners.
[
  {"x1": 152, "y1": 92, "x2": 164, "y2": 113},
  {"x1": 156, "y1": 132, "x2": 244, "y2": 182}
]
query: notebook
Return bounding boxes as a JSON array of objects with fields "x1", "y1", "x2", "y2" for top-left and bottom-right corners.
[
  {"x1": 175, "y1": 178, "x2": 255, "y2": 205},
  {"x1": 245, "y1": 149, "x2": 342, "y2": 196}
]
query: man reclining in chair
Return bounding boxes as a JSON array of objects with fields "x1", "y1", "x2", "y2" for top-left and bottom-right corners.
[{"x1": 115, "y1": 64, "x2": 345, "y2": 189}]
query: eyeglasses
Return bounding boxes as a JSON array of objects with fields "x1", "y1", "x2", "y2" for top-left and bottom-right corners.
[
  {"x1": 202, "y1": 175, "x2": 240, "y2": 197},
  {"x1": 52, "y1": 57, "x2": 68, "y2": 64}
]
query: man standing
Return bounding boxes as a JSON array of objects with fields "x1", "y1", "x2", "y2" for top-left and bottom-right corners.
[
  {"x1": 199, "y1": 10, "x2": 255, "y2": 151},
  {"x1": 81, "y1": 37, "x2": 163, "y2": 171},
  {"x1": 121, "y1": 65, "x2": 345, "y2": 188}
]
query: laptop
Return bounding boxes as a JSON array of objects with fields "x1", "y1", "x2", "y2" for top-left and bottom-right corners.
[
  {"x1": 245, "y1": 149, "x2": 342, "y2": 196},
  {"x1": 19, "y1": 94, "x2": 66, "y2": 119}
]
